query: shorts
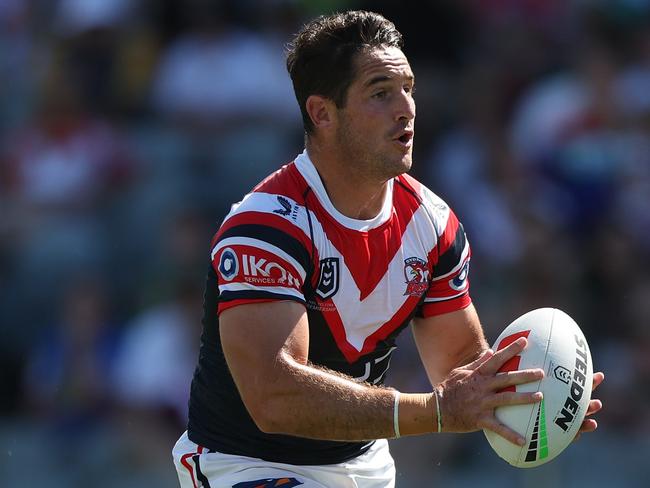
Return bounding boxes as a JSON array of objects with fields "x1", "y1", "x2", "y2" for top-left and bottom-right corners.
[{"x1": 172, "y1": 431, "x2": 396, "y2": 488}]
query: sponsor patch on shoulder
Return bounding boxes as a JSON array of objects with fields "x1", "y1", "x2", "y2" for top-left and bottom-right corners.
[
  {"x1": 449, "y1": 259, "x2": 470, "y2": 291},
  {"x1": 218, "y1": 247, "x2": 239, "y2": 281}
]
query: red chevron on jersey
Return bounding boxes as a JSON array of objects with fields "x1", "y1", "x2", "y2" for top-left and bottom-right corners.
[
  {"x1": 302, "y1": 181, "x2": 419, "y2": 301},
  {"x1": 212, "y1": 150, "x2": 472, "y2": 362},
  {"x1": 313, "y1": 290, "x2": 424, "y2": 363}
]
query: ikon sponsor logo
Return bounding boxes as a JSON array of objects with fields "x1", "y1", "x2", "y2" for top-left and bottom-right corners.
[
  {"x1": 241, "y1": 254, "x2": 301, "y2": 288},
  {"x1": 218, "y1": 247, "x2": 239, "y2": 281},
  {"x1": 449, "y1": 259, "x2": 470, "y2": 291}
]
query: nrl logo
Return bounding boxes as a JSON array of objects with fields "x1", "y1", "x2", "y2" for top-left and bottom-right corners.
[
  {"x1": 404, "y1": 257, "x2": 429, "y2": 296},
  {"x1": 316, "y1": 257, "x2": 340, "y2": 300}
]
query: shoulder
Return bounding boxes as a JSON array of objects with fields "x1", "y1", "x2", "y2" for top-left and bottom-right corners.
[
  {"x1": 217, "y1": 162, "x2": 309, "y2": 236},
  {"x1": 395, "y1": 173, "x2": 454, "y2": 230},
  {"x1": 230, "y1": 161, "x2": 307, "y2": 215},
  {"x1": 210, "y1": 162, "x2": 316, "y2": 312},
  {"x1": 211, "y1": 161, "x2": 314, "y2": 268}
]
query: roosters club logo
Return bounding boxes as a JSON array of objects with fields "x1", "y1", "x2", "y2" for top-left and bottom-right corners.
[{"x1": 404, "y1": 257, "x2": 429, "y2": 296}]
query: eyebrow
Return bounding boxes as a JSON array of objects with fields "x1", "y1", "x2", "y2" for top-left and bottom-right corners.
[{"x1": 363, "y1": 74, "x2": 415, "y2": 88}]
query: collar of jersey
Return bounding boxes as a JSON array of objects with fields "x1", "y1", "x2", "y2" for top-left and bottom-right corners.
[{"x1": 294, "y1": 149, "x2": 394, "y2": 232}]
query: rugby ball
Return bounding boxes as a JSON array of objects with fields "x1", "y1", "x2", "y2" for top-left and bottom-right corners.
[{"x1": 483, "y1": 308, "x2": 593, "y2": 468}]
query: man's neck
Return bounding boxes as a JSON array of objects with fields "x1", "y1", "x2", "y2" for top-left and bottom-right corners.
[{"x1": 306, "y1": 143, "x2": 389, "y2": 221}]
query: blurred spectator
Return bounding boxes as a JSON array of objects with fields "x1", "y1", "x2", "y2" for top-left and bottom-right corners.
[
  {"x1": 145, "y1": 1, "x2": 303, "y2": 219},
  {"x1": 0, "y1": 0, "x2": 37, "y2": 130},
  {"x1": 111, "y1": 277, "x2": 202, "y2": 429},
  {"x1": 22, "y1": 277, "x2": 121, "y2": 433},
  {"x1": 424, "y1": 63, "x2": 525, "y2": 268},
  {"x1": 108, "y1": 276, "x2": 203, "y2": 481},
  {"x1": 150, "y1": 0, "x2": 297, "y2": 126},
  {"x1": 110, "y1": 207, "x2": 210, "y2": 418},
  {"x1": 613, "y1": 27, "x2": 650, "y2": 251},
  {"x1": 0, "y1": 56, "x2": 137, "y2": 338},
  {"x1": 134, "y1": 207, "x2": 211, "y2": 300},
  {"x1": 2, "y1": 67, "x2": 133, "y2": 216},
  {"x1": 510, "y1": 41, "x2": 622, "y2": 235},
  {"x1": 53, "y1": 0, "x2": 134, "y2": 36}
]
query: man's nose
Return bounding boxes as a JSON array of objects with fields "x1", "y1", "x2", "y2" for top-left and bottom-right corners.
[{"x1": 395, "y1": 90, "x2": 415, "y2": 121}]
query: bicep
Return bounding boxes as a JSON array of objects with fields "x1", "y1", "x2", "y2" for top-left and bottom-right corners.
[
  {"x1": 219, "y1": 300, "x2": 309, "y2": 403},
  {"x1": 412, "y1": 303, "x2": 488, "y2": 386}
]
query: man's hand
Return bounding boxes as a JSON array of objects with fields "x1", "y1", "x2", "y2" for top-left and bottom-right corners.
[
  {"x1": 437, "y1": 337, "x2": 544, "y2": 446},
  {"x1": 574, "y1": 372, "x2": 605, "y2": 441}
]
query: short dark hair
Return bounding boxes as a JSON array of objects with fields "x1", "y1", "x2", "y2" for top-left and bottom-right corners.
[{"x1": 286, "y1": 10, "x2": 403, "y2": 134}]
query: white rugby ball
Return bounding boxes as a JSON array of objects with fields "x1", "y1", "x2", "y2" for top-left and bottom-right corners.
[{"x1": 483, "y1": 308, "x2": 593, "y2": 468}]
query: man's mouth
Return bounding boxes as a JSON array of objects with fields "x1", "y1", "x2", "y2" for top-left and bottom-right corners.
[
  {"x1": 398, "y1": 133, "x2": 412, "y2": 144},
  {"x1": 393, "y1": 130, "x2": 414, "y2": 146}
]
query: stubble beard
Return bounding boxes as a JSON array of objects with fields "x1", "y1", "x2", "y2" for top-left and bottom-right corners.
[{"x1": 336, "y1": 120, "x2": 412, "y2": 183}]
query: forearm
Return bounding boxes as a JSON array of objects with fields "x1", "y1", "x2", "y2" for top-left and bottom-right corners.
[
  {"x1": 220, "y1": 301, "x2": 439, "y2": 441},
  {"x1": 248, "y1": 354, "x2": 437, "y2": 441},
  {"x1": 413, "y1": 305, "x2": 488, "y2": 387}
]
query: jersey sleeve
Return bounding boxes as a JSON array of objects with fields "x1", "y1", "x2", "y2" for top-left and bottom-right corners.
[
  {"x1": 419, "y1": 209, "x2": 472, "y2": 318},
  {"x1": 210, "y1": 194, "x2": 314, "y2": 315}
]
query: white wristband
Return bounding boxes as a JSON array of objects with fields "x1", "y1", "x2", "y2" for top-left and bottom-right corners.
[
  {"x1": 393, "y1": 391, "x2": 401, "y2": 438},
  {"x1": 434, "y1": 387, "x2": 442, "y2": 433}
]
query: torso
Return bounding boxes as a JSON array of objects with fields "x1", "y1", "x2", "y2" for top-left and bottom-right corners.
[{"x1": 187, "y1": 150, "x2": 471, "y2": 464}]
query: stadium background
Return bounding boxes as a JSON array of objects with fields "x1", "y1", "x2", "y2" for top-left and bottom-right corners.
[{"x1": 0, "y1": 0, "x2": 648, "y2": 486}]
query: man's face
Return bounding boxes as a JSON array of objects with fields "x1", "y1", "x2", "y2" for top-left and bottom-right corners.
[{"x1": 334, "y1": 46, "x2": 416, "y2": 180}]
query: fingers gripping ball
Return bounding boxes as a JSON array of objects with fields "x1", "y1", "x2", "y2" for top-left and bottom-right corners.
[{"x1": 484, "y1": 308, "x2": 593, "y2": 468}]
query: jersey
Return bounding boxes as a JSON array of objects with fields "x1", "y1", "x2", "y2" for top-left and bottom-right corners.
[{"x1": 187, "y1": 150, "x2": 472, "y2": 466}]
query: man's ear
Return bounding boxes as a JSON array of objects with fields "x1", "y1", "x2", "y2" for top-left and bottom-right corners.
[{"x1": 305, "y1": 95, "x2": 336, "y2": 131}]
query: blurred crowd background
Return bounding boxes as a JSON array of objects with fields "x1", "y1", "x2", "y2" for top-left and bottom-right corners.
[{"x1": 1, "y1": 0, "x2": 649, "y2": 486}]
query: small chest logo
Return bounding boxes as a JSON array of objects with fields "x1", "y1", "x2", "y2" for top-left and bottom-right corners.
[
  {"x1": 273, "y1": 195, "x2": 299, "y2": 221},
  {"x1": 316, "y1": 257, "x2": 340, "y2": 300},
  {"x1": 273, "y1": 196, "x2": 292, "y2": 216},
  {"x1": 404, "y1": 257, "x2": 429, "y2": 296}
]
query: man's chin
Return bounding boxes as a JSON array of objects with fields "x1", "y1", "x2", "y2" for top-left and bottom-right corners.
[
  {"x1": 382, "y1": 160, "x2": 412, "y2": 180},
  {"x1": 395, "y1": 154, "x2": 413, "y2": 174}
]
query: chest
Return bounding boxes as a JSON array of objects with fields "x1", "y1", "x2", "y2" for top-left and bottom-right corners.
[{"x1": 304, "y1": 212, "x2": 436, "y2": 363}]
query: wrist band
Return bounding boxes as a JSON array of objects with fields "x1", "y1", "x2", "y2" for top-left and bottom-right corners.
[
  {"x1": 434, "y1": 387, "x2": 442, "y2": 433},
  {"x1": 393, "y1": 391, "x2": 401, "y2": 438}
]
